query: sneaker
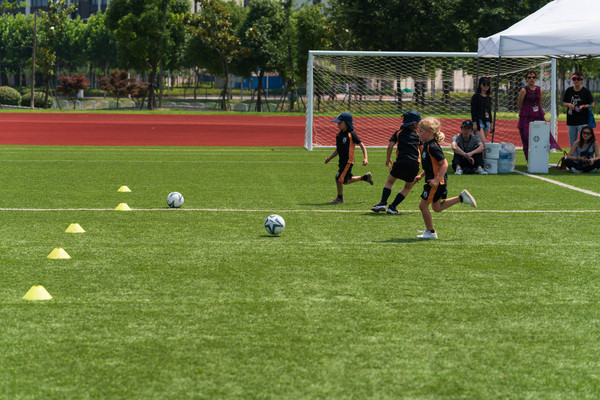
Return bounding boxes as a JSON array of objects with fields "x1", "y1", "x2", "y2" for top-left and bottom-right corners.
[
  {"x1": 371, "y1": 203, "x2": 387, "y2": 212},
  {"x1": 476, "y1": 167, "x2": 488, "y2": 175},
  {"x1": 591, "y1": 168, "x2": 598, "y2": 173},
  {"x1": 363, "y1": 172, "x2": 374, "y2": 185},
  {"x1": 459, "y1": 189, "x2": 477, "y2": 208},
  {"x1": 386, "y1": 205, "x2": 398, "y2": 214},
  {"x1": 571, "y1": 167, "x2": 582, "y2": 173},
  {"x1": 455, "y1": 167, "x2": 463, "y2": 175},
  {"x1": 417, "y1": 230, "x2": 438, "y2": 239},
  {"x1": 329, "y1": 197, "x2": 344, "y2": 204}
]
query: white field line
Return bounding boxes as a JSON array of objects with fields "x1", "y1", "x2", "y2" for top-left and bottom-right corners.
[
  {"x1": 0, "y1": 207, "x2": 598, "y2": 213},
  {"x1": 0, "y1": 159, "x2": 316, "y2": 163},
  {"x1": 515, "y1": 170, "x2": 600, "y2": 197}
]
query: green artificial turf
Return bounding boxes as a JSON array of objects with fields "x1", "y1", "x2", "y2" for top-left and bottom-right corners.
[{"x1": 1, "y1": 145, "x2": 599, "y2": 399}]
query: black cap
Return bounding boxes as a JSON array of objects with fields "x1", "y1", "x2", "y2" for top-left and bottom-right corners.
[{"x1": 461, "y1": 120, "x2": 473, "y2": 128}]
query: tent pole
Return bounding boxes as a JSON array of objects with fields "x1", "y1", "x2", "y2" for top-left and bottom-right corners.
[
  {"x1": 492, "y1": 55, "x2": 501, "y2": 143},
  {"x1": 475, "y1": 57, "x2": 480, "y2": 91},
  {"x1": 550, "y1": 58, "x2": 558, "y2": 147}
]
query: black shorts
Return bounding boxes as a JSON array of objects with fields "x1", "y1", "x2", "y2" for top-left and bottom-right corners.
[
  {"x1": 421, "y1": 183, "x2": 448, "y2": 203},
  {"x1": 336, "y1": 162, "x2": 354, "y2": 183},
  {"x1": 390, "y1": 160, "x2": 420, "y2": 183}
]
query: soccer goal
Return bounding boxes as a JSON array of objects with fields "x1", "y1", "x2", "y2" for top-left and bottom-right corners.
[{"x1": 305, "y1": 51, "x2": 554, "y2": 150}]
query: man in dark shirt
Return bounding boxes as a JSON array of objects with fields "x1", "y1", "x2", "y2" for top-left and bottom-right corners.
[{"x1": 451, "y1": 120, "x2": 487, "y2": 175}]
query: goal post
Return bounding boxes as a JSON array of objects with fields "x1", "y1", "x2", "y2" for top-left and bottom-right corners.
[{"x1": 305, "y1": 50, "x2": 555, "y2": 150}]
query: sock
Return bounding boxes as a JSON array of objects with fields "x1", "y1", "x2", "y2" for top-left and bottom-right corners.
[
  {"x1": 337, "y1": 195, "x2": 343, "y2": 200},
  {"x1": 380, "y1": 187, "x2": 391, "y2": 204},
  {"x1": 429, "y1": 229, "x2": 436, "y2": 234},
  {"x1": 390, "y1": 193, "x2": 405, "y2": 208}
]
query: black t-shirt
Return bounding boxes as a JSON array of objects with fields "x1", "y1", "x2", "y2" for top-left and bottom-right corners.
[
  {"x1": 389, "y1": 127, "x2": 420, "y2": 163},
  {"x1": 421, "y1": 139, "x2": 447, "y2": 184},
  {"x1": 336, "y1": 130, "x2": 362, "y2": 165},
  {"x1": 471, "y1": 93, "x2": 492, "y2": 122},
  {"x1": 562, "y1": 86, "x2": 594, "y2": 126}
]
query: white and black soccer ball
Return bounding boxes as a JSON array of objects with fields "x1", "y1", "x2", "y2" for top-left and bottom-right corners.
[
  {"x1": 167, "y1": 191, "x2": 184, "y2": 208},
  {"x1": 264, "y1": 214, "x2": 285, "y2": 235}
]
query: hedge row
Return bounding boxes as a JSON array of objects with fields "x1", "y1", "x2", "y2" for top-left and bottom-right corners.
[{"x1": 0, "y1": 86, "x2": 50, "y2": 108}]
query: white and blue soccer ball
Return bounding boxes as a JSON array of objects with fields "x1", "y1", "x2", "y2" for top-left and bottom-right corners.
[
  {"x1": 167, "y1": 191, "x2": 184, "y2": 208},
  {"x1": 264, "y1": 214, "x2": 285, "y2": 235}
]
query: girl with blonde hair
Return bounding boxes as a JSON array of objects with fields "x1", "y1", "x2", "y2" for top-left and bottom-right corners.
[{"x1": 413, "y1": 117, "x2": 477, "y2": 239}]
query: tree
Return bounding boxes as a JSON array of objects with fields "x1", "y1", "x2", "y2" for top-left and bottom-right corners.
[
  {"x1": 185, "y1": 0, "x2": 243, "y2": 111},
  {"x1": 84, "y1": 11, "x2": 119, "y2": 88},
  {"x1": 54, "y1": 16, "x2": 88, "y2": 74},
  {"x1": 105, "y1": 0, "x2": 190, "y2": 110},
  {"x1": 99, "y1": 69, "x2": 145, "y2": 108},
  {"x1": 56, "y1": 73, "x2": 89, "y2": 108},
  {"x1": 5, "y1": 14, "x2": 34, "y2": 87},
  {"x1": 36, "y1": 0, "x2": 78, "y2": 106},
  {"x1": 326, "y1": 0, "x2": 554, "y2": 52},
  {"x1": 294, "y1": 3, "x2": 330, "y2": 85},
  {"x1": 235, "y1": 0, "x2": 286, "y2": 111}
]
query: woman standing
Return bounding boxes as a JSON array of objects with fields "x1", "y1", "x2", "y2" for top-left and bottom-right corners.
[
  {"x1": 517, "y1": 70, "x2": 561, "y2": 160},
  {"x1": 562, "y1": 72, "x2": 595, "y2": 147},
  {"x1": 471, "y1": 77, "x2": 492, "y2": 144}
]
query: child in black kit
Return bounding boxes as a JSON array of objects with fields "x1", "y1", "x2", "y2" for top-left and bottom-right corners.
[
  {"x1": 414, "y1": 117, "x2": 477, "y2": 239},
  {"x1": 324, "y1": 112, "x2": 373, "y2": 204},
  {"x1": 371, "y1": 110, "x2": 422, "y2": 214}
]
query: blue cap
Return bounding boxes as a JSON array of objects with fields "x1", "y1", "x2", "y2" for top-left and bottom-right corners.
[
  {"x1": 400, "y1": 110, "x2": 421, "y2": 128},
  {"x1": 332, "y1": 112, "x2": 354, "y2": 131}
]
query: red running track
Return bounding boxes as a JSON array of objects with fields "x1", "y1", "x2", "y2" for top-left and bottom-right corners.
[
  {"x1": 0, "y1": 113, "x2": 306, "y2": 146},
  {"x1": 0, "y1": 112, "x2": 570, "y2": 148}
]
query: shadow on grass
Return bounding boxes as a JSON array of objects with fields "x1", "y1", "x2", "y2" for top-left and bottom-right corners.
[{"x1": 376, "y1": 237, "x2": 458, "y2": 243}]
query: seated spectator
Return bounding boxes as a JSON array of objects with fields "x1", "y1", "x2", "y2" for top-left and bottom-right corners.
[
  {"x1": 451, "y1": 120, "x2": 487, "y2": 175},
  {"x1": 564, "y1": 126, "x2": 600, "y2": 173}
]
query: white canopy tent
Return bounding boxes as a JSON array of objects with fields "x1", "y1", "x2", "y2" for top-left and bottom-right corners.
[
  {"x1": 478, "y1": 0, "x2": 600, "y2": 58},
  {"x1": 477, "y1": 0, "x2": 600, "y2": 142}
]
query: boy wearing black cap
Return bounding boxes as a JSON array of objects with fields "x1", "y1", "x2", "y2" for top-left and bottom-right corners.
[
  {"x1": 324, "y1": 112, "x2": 372, "y2": 204},
  {"x1": 371, "y1": 110, "x2": 422, "y2": 214},
  {"x1": 562, "y1": 72, "x2": 595, "y2": 146},
  {"x1": 451, "y1": 120, "x2": 487, "y2": 175}
]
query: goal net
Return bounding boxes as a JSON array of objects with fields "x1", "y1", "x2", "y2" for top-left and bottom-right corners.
[{"x1": 305, "y1": 51, "x2": 554, "y2": 150}]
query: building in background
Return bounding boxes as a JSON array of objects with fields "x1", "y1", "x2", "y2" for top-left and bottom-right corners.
[{"x1": 21, "y1": 0, "x2": 109, "y2": 19}]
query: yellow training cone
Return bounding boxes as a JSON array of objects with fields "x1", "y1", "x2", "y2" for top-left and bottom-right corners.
[
  {"x1": 65, "y1": 223, "x2": 85, "y2": 233},
  {"x1": 23, "y1": 285, "x2": 53, "y2": 301},
  {"x1": 118, "y1": 185, "x2": 131, "y2": 192},
  {"x1": 47, "y1": 248, "x2": 71, "y2": 259},
  {"x1": 115, "y1": 203, "x2": 131, "y2": 211}
]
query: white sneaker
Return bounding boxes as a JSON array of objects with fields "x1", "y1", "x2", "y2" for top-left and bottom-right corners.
[
  {"x1": 476, "y1": 167, "x2": 488, "y2": 175},
  {"x1": 455, "y1": 167, "x2": 463, "y2": 175},
  {"x1": 571, "y1": 167, "x2": 582, "y2": 173},
  {"x1": 460, "y1": 189, "x2": 477, "y2": 208},
  {"x1": 417, "y1": 230, "x2": 438, "y2": 239}
]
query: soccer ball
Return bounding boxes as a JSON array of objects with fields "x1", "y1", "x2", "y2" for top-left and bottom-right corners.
[
  {"x1": 264, "y1": 214, "x2": 285, "y2": 235},
  {"x1": 167, "y1": 192, "x2": 184, "y2": 208}
]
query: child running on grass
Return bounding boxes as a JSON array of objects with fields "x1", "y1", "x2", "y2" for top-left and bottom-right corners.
[
  {"x1": 371, "y1": 110, "x2": 422, "y2": 214},
  {"x1": 324, "y1": 112, "x2": 373, "y2": 204},
  {"x1": 414, "y1": 117, "x2": 477, "y2": 239}
]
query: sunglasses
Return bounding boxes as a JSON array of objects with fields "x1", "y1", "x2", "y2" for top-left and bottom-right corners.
[
  {"x1": 481, "y1": 83, "x2": 490, "y2": 86},
  {"x1": 573, "y1": 77, "x2": 583, "y2": 81},
  {"x1": 527, "y1": 76, "x2": 536, "y2": 79},
  {"x1": 582, "y1": 131, "x2": 592, "y2": 134}
]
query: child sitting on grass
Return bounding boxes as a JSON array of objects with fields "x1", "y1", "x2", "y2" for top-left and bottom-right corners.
[{"x1": 414, "y1": 117, "x2": 477, "y2": 239}]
